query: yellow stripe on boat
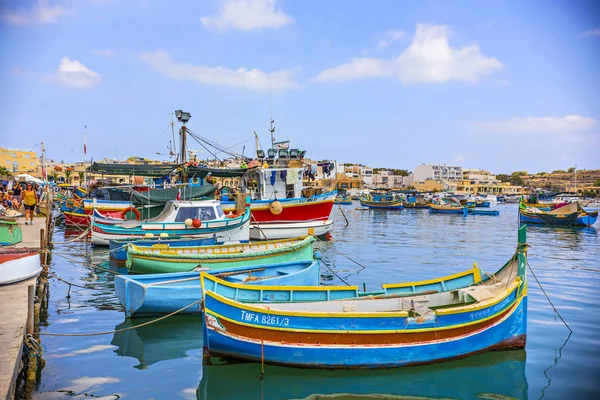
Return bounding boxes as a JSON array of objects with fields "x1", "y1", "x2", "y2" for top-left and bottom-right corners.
[{"x1": 383, "y1": 265, "x2": 482, "y2": 289}]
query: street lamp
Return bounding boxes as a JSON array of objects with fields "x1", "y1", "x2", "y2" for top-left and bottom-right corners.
[{"x1": 175, "y1": 110, "x2": 191, "y2": 124}]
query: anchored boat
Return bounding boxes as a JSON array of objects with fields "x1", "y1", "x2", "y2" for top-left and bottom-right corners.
[
  {"x1": 91, "y1": 200, "x2": 250, "y2": 246},
  {"x1": 202, "y1": 226, "x2": 528, "y2": 368},
  {"x1": 359, "y1": 192, "x2": 404, "y2": 210},
  {"x1": 519, "y1": 200, "x2": 597, "y2": 227},
  {"x1": 114, "y1": 260, "x2": 321, "y2": 317},
  {"x1": 125, "y1": 236, "x2": 316, "y2": 274},
  {"x1": 0, "y1": 248, "x2": 42, "y2": 285},
  {"x1": 109, "y1": 235, "x2": 218, "y2": 261}
]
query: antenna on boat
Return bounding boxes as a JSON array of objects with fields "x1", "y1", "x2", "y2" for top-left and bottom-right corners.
[{"x1": 268, "y1": 74, "x2": 275, "y2": 149}]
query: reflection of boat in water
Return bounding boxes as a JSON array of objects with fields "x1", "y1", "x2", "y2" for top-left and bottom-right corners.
[
  {"x1": 111, "y1": 316, "x2": 203, "y2": 370},
  {"x1": 198, "y1": 350, "x2": 527, "y2": 400}
]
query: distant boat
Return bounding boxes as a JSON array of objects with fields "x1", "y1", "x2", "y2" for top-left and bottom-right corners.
[
  {"x1": 125, "y1": 236, "x2": 316, "y2": 274},
  {"x1": 115, "y1": 260, "x2": 321, "y2": 317},
  {"x1": 202, "y1": 226, "x2": 529, "y2": 368},
  {"x1": 429, "y1": 198, "x2": 468, "y2": 215},
  {"x1": 359, "y1": 193, "x2": 404, "y2": 210}
]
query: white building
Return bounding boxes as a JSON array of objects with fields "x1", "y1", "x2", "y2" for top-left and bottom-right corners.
[{"x1": 413, "y1": 164, "x2": 463, "y2": 182}]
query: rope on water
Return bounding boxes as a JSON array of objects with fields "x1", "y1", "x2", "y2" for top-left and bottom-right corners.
[
  {"x1": 55, "y1": 276, "x2": 111, "y2": 292},
  {"x1": 321, "y1": 260, "x2": 351, "y2": 286},
  {"x1": 527, "y1": 260, "x2": 573, "y2": 333},
  {"x1": 52, "y1": 228, "x2": 90, "y2": 244},
  {"x1": 39, "y1": 299, "x2": 203, "y2": 337},
  {"x1": 315, "y1": 235, "x2": 368, "y2": 272},
  {"x1": 51, "y1": 253, "x2": 119, "y2": 275}
]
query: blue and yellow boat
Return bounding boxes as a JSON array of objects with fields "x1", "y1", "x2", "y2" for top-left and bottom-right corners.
[
  {"x1": 519, "y1": 200, "x2": 597, "y2": 227},
  {"x1": 202, "y1": 226, "x2": 528, "y2": 368},
  {"x1": 359, "y1": 193, "x2": 404, "y2": 210}
]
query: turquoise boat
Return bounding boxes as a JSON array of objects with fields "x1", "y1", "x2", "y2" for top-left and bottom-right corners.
[
  {"x1": 114, "y1": 260, "x2": 321, "y2": 317},
  {"x1": 125, "y1": 236, "x2": 316, "y2": 274},
  {"x1": 468, "y1": 209, "x2": 500, "y2": 216},
  {"x1": 109, "y1": 236, "x2": 218, "y2": 261},
  {"x1": 202, "y1": 226, "x2": 528, "y2": 368}
]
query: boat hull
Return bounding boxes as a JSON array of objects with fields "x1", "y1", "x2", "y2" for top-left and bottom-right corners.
[
  {"x1": 91, "y1": 210, "x2": 251, "y2": 246},
  {"x1": 249, "y1": 220, "x2": 333, "y2": 240},
  {"x1": 222, "y1": 193, "x2": 336, "y2": 223},
  {"x1": 114, "y1": 260, "x2": 321, "y2": 317},
  {"x1": 359, "y1": 199, "x2": 404, "y2": 210},
  {"x1": 109, "y1": 236, "x2": 218, "y2": 261},
  {"x1": 0, "y1": 251, "x2": 42, "y2": 285},
  {"x1": 429, "y1": 205, "x2": 468, "y2": 215},
  {"x1": 519, "y1": 209, "x2": 598, "y2": 226},
  {"x1": 204, "y1": 296, "x2": 527, "y2": 368},
  {"x1": 126, "y1": 236, "x2": 315, "y2": 274}
]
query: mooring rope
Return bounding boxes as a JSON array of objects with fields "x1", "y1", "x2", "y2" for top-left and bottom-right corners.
[
  {"x1": 39, "y1": 299, "x2": 203, "y2": 337},
  {"x1": 52, "y1": 228, "x2": 90, "y2": 244},
  {"x1": 527, "y1": 260, "x2": 572, "y2": 333}
]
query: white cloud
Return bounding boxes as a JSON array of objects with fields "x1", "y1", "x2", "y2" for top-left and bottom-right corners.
[
  {"x1": 0, "y1": 0, "x2": 67, "y2": 25},
  {"x1": 139, "y1": 50, "x2": 299, "y2": 91},
  {"x1": 377, "y1": 29, "x2": 405, "y2": 48},
  {"x1": 66, "y1": 377, "x2": 120, "y2": 393},
  {"x1": 314, "y1": 24, "x2": 503, "y2": 84},
  {"x1": 470, "y1": 115, "x2": 596, "y2": 133},
  {"x1": 582, "y1": 28, "x2": 600, "y2": 37},
  {"x1": 53, "y1": 345, "x2": 115, "y2": 358},
  {"x1": 92, "y1": 49, "x2": 117, "y2": 57},
  {"x1": 44, "y1": 57, "x2": 101, "y2": 89},
  {"x1": 200, "y1": 0, "x2": 292, "y2": 32}
]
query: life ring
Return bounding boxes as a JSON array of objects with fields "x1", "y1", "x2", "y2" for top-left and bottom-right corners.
[
  {"x1": 226, "y1": 213, "x2": 238, "y2": 219},
  {"x1": 121, "y1": 207, "x2": 141, "y2": 220}
]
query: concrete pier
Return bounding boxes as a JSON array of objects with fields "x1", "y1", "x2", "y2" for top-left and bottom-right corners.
[{"x1": 0, "y1": 218, "x2": 45, "y2": 400}]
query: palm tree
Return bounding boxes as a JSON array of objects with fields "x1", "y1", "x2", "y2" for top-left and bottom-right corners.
[
  {"x1": 0, "y1": 166, "x2": 11, "y2": 178},
  {"x1": 50, "y1": 171, "x2": 58, "y2": 182},
  {"x1": 78, "y1": 171, "x2": 85, "y2": 184},
  {"x1": 64, "y1": 169, "x2": 72, "y2": 184}
]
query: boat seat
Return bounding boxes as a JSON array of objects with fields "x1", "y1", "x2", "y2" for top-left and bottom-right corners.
[{"x1": 276, "y1": 269, "x2": 291, "y2": 275}]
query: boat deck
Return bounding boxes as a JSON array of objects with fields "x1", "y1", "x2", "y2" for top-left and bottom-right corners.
[{"x1": 0, "y1": 219, "x2": 42, "y2": 400}]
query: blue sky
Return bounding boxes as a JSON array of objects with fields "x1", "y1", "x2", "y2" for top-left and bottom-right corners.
[{"x1": 1, "y1": 0, "x2": 599, "y2": 174}]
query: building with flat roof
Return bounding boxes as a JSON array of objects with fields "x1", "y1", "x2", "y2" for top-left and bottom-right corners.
[
  {"x1": 0, "y1": 147, "x2": 39, "y2": 175},
  {"x1": 414, "y1": 164, "x2": 462, "y2": 182}
]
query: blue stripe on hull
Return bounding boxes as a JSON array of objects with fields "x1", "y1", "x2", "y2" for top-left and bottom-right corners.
[{"x1": 206, "y1": 297, "x2": 527, "y2": 368}]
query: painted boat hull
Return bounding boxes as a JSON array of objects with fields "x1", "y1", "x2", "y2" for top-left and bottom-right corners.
[
  {"x1": 359, "y1": 199, "x2": 404, "y2": 210},
  {"x1": 0, "y1": 251, "x2": 41, "y2": 285},
  {"x1": 91, "y1": 209, "x2": 251, "y2": 246},
  {"x1": 204, "y1": 296, "x2": 526, "y2": 368},
  {"x1": 519, "y1": 209, "x2": 598, "y2": 226},
  {"x1": 222, "y1": 192, "x2": 336, "y2": 223},
  {"x1": 126, "y1": 236, "x2": 316, "y2": 274},
  {"x1": 109, "y1": 236, "x2": 218, "y2": 261},
  {"x1": 429, "y1": 205, "x2": 468, "y2": 215},
  {"x1": 114, "y1": 260, "x2": 321, "y2": 317},
  {"x1": 469, "y1": 209, "x2": 500, "y2": 216},
  {"x1": 249, "y1": 220, "x2": 333, "y2": 240}
]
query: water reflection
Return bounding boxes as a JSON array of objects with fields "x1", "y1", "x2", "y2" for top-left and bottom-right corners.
[
  {"x1": 198, "y1": 350, "x2": 527, "y2": 400},
  {"x1": 111, "y1": 316, "x2": 203, "y2": 370}
]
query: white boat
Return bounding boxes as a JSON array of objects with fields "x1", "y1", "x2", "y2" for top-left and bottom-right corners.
[
  {"x1": 249, "y1": 220, "x2": 333, "y2": 240},
  {"x1": 0, "y1": 250, "x2": 42, "y2": 285},
  {"x1": 91, "y1": 200, "x2": 250, "y2": 246}
]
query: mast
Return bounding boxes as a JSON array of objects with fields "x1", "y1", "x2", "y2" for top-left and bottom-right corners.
[
  {"x1": 83, "y1": 125, "x2": 87, "y2": 188},
  {"x1": 269, "y1": 119, "x2": 275, "y2": 150},
  {"x1": 574, "y1": 164, "x2": 577, "y2": 194}
]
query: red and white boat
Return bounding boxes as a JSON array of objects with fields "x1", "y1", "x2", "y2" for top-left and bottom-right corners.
[
  {"x1": 0, "y1": 249, "x2": 42, "y2": 285},
  {"x1": 64, "y1": 199, "x2": 135, "y2": 227}
]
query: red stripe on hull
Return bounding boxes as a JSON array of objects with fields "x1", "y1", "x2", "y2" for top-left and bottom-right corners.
[{"x1": 250, "y1": 201, "x2": 334, "y2": 223}]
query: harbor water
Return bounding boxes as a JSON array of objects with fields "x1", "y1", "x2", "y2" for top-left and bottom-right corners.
[{"x1": 30, "y1": 203, "x2": 599, "y2": 400}]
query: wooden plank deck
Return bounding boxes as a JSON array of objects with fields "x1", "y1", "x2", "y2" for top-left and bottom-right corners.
[{"x1": 0, "y1": 218, "x2": 43, "y2": 400}]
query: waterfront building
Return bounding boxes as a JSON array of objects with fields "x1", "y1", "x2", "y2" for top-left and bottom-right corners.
[
  {"x1": 0, "y1": 147, "x2": 39, "y2": 175},
  {"x1": 413, "y1": 164, "x2": 462, "y2": 182}
]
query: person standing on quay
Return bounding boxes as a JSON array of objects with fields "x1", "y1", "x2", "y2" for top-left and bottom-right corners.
[
  {"x1": 22, "y1": 182, "x2": 38, "y2": 225},
  {"x1": 12, "y1": 182, "x2": 22, "y2": 203}
]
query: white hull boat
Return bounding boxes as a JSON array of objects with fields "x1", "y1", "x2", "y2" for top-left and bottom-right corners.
[
  {"x1": 0, "y1": 250, "x2": 42, "y2": 285},
  {"x1": 249, "y1": 219, "x2": 333, "y2": 240}
]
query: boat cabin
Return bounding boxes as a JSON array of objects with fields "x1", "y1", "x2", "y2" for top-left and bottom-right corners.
[
  {"x1": 240, "y1": 168, "x2": 304, "y2": 201},
  {"x1": 151, "y1": 200, "x2": 226, "y2": 223}
]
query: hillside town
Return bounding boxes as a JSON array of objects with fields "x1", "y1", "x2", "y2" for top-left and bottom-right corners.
[{"x1": 2, "y1": 146, "x2": 599, "y2": 197}]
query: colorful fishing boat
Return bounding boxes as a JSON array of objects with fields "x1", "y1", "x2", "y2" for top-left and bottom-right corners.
[
  {"x1": 519, "y1": 201, "x2": 597, "y2": 227},
  {"x1": 359, "y1": 193, "x2": 404, "y2": 210},
  {"x1": 91, "y1": 200, "x2": 250, "y2": 246},
  {"x1": 115, "y1": 260, "x2": 321, "y2": 317},
  {"x1": 0, "y1": 248, "x2": 42, "y2": 285},
  {"x1": 202, "y1": 226, "x2": 528, "y2": 368},
  {"x1": 109, "y1": 235, "x2": 218, "y2": 261},
  {"x1": 249, "y1": 219, "x2": 333, "y2": 240},
  {"x1": 468, "y1": 209, "x2": 500, "y2": 216},
  {"x1": 125, "y1": 236, "x2": 316, "y2": 274},
  {"x1": 429, "y1": 199, "x2": 468, "y2": 215},
  {"x1": 334, "y1": 196, "x2": 353, "y2": 205}
]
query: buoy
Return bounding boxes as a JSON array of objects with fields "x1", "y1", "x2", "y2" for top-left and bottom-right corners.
[
  {"x1": 121, "y1": 206, "x2": 141, "y2": 220},
  {"x1": 192, "y1": 218, "x2": 202, "y2": 228},
  {"x1": 160, "y1": 233, "x2": 169, "y2": 238},
  {"x1": 144, "y1": 233, "x2": 154, "y2": 238},
  {"x1": 185, "y1": 218, "x2": 193, "y2": 227},
  {"x1": 269, "y1": 200, "x2": 283, "y2": 215}
]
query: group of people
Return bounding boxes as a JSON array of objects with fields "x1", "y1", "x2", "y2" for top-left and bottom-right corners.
[{"x1": 1, "y1": 181, "x2": 41, "y2": 224}]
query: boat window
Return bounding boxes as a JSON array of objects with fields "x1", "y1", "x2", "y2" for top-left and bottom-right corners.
[
  {"x1": 175, "y1": 207, "x2": 196, "y2": 222},
  {"x1": 198, "y1": 206, "x2": 216, "y2": 221},
  {"x1": 175, "y1": 206, "x2": 217, "y2": 222},
  {"x1": 216, "y1": 205, "x2": 224, "y2": 218}
]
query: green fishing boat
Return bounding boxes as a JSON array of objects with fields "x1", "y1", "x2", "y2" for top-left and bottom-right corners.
[{"x1": 125, "y1": 236, "x2": 316, "y2": 274}]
